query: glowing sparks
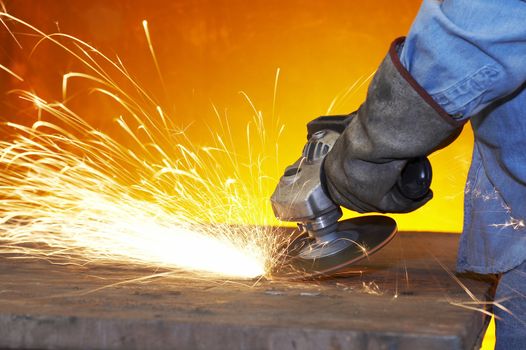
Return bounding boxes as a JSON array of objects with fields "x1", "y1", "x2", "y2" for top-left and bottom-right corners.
[
  {"x1": 0, "y1": 62, "x2": 23, "y2": 82},
  {"x1": 0, "y1": 178, "x2": 265, "y2": 278},
  {"x1": 490, "y1": 217, "x2": 526, "y2": 230},
  {"x1": 0, "y1": 11, "x2": 283, "y2": 279},
  {"x1": 142, "y1": 19, "x2": 167, "y2": 92}
]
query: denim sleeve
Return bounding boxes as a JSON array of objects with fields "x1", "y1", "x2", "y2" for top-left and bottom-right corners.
[{"x1": 399, "y1": 0, "x2": 526, "y2": 118}]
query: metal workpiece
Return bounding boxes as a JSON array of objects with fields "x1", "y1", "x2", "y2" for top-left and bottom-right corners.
[{"x1": 0, "y1": 231, "x2": 495, "y2": 350}]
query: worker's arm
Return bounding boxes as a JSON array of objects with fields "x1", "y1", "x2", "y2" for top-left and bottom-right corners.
[
  {"x1": 323, "y1": 0, "x2": 526, "y2": 213},
  {"x1": 400, "y1": 0, "x2": 526, "y2": 118},
  {"x1": 323, "y1": 38, "x2": 464, "y2": 213}
]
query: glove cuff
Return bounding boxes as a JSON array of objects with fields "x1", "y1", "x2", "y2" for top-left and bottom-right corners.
[
  {"x1": 324, "y1": 37, "x2": 465, "y2": 213},
  {"x1": 356, "y1": 37, "x2": 466, "y2": 160},
  {"x1": 389, "y1": 37, "x2": 466, "y2": 128}
]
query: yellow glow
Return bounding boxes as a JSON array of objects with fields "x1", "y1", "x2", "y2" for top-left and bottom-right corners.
[
  {"x1": 2, "y1": 185, "x2": 265, "y2": 278},
  {"x1": 0, "y1": 11, "x2": 278, "y2": 279},
  {"x1": 1, "y1": 1, "x2": 474, "y2": 233},
  {"x1": 0, "y1": 3, "x2": 473, "y2": 279},
  {"x1": 0, "y1": 3, "x2": 494, "y2": 346},
  {"x1": 481, "y1": 317, "x2": 496, "y2": 350}
]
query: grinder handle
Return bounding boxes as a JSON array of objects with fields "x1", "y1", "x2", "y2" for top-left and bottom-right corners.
[
  {"x1": 307, "y1": 115, "x2": 432, "y2": 201},
  {"x1": 306, "y1": 115, "x2": 352, "y2": 139},
  {"x1": 397, "y1": 157, "x2": 432, "y2": 200}
]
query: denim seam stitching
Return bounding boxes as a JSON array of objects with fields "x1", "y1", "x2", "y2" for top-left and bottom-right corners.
[{"x1": 431, "y1": 64, "x2": 501, "y2": 114}]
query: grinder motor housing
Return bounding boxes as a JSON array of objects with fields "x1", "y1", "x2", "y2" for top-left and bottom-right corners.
[{"x1": 270, "y1": 115, "x2": 432, "y2": 242}]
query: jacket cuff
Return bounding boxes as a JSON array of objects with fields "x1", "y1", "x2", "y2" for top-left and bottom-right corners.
[{"x1": 390, "y1": 37, "x2": 466, "y2": 128}]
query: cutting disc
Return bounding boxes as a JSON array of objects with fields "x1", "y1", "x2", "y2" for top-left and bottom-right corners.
[{"x1": 271, "y1": 215, "x2": 397, "y2": 279}]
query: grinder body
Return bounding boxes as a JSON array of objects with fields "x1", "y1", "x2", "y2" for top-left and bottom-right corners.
[{"x1": 270, "y1": 115, "x2": 431, "y2": 277}]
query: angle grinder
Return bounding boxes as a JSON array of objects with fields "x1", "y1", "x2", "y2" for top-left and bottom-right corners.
[{"x1": 270, "y1": 115, "x2": 432, "y2": 278}]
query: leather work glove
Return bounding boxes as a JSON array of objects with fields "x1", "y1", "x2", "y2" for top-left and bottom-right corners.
[{"x1": 324, "y1": 38, "x2": 466, "y2": 213}]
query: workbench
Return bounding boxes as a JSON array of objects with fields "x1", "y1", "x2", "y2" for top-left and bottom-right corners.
[{"x1": 0, "y1": 231, "x2": 495, "y2": 350}]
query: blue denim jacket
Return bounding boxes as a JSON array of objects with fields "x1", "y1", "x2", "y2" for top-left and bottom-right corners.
[{"x1": 400, "y1": 0, "x2": 526, "y2": 274}]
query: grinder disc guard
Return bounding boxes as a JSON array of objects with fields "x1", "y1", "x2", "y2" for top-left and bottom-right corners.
[{"x1": 272, "y1": 215, "x2": 397, "y2": 279}]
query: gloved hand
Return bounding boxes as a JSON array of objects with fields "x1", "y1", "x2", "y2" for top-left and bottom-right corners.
[{"x1": 324, "y1": 38, "x2": 466, "y2": 213}]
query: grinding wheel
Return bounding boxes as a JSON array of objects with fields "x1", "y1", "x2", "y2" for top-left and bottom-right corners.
[{"x1": 271, "y1": 215, "x2": 397, "y2": 279}]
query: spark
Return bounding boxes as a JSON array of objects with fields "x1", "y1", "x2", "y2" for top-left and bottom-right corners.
[
  {"x1": 142, "y1": 19, "x2": 167, "y2": 93},
  {"x1": 325, "y1": 71, "x2": 374, "y2": 115},
  {"x1": 430, "y1": 253, "x2": 511, "y2": 321},
  {"x1": 360, "y1": 281, "x2": 383, "y2": 296},
  {"x1": 0, "y1": 62, "x2": 24, "y2": 82},
  {"x1": 464, "y1": 181, "x2": 525, "y2": 230},
  {"x1": 490, "y1": 217, "x2": 525, "y2": 230},
  {"x1": 0, "y1": 11, "x2": 287, "y2": 279}
]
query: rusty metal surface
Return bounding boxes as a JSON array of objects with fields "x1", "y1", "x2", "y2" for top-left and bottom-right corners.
[{"x1": 0, "y1": 231, "x2": 495, "y2": 350}]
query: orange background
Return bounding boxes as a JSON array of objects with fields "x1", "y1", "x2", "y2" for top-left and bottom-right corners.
[
  {"x1": 0, "y1": 0, "x2": 473, "y2": 232},
  {"x1": 0, "y1": 1, "x2": 492, "y2": 346}
]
